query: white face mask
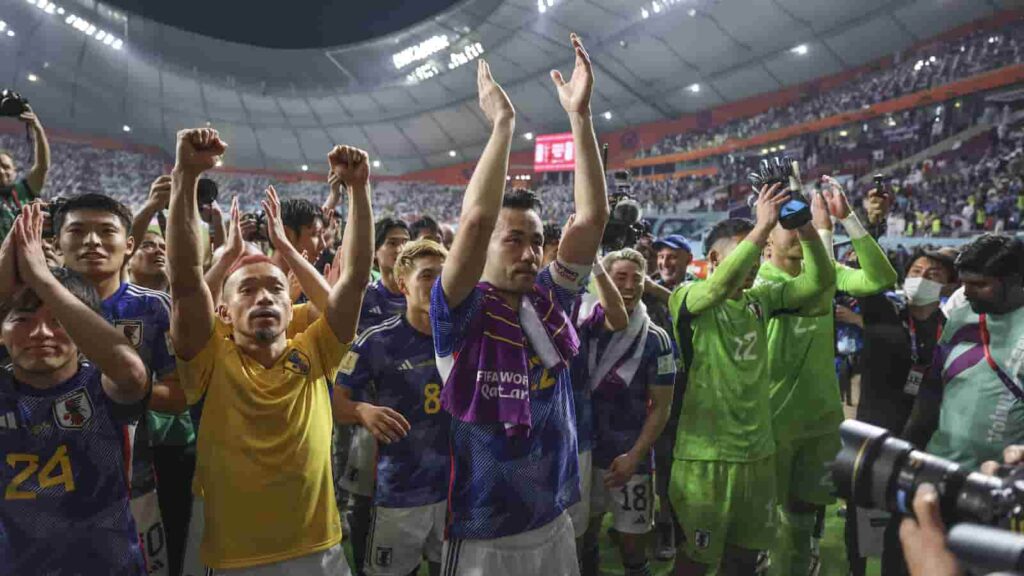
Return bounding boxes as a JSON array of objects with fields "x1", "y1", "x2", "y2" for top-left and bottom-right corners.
[{"x1": 904, "y1": 277, "x2": 943, "y2": 305}]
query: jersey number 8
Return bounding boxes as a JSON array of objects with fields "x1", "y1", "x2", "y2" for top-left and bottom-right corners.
[{"x1": 424, "y1": 383, "x2": 442, "y2": 415}]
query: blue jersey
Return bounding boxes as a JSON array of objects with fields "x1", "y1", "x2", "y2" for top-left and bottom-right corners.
[
  {"x1": 359, "y1": 279, "x2": 407, "y2": 332},
  {"x1": 337, "y1": 315, "x2": 449, "y2": 508},
  {"x1": 101, "y1": 283, "x2": 176, "y2": 381},
  {"x1": 431, "y1": 266, "x2": 583, "y2": 540},
  {"x1": 570, "y1": 298, "x2": 599, "y2": 454},
  {"x1": 0, "y1": 363, "x2": 146, "y2": 575},
  {"x1": 588, "y1": 322, "x2": 676, "y2": 474}
]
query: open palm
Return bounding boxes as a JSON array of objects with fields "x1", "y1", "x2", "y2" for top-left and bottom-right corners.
[{"x1": 550, "y1": 33, "x2": 594, "y2": 114}]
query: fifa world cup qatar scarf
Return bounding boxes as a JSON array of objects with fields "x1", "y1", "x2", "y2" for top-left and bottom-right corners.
[{"x1": 440, "y1": 282, "x2": 579, "y2": 437}]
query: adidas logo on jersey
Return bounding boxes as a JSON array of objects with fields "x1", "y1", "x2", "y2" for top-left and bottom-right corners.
[{"x1": 0, "y1": 411, "x2": 16, "y2": 430}]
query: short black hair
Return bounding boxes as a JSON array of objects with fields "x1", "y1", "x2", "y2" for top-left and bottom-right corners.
[
  {"x1": 502, "y1": 188, "x2": 542, "y2": 212},
  {"x1": 375, "y1": 217, "x2": 410, "y2": 250},
  {"x1": 703, "y1": 218, "x2": 754, "y2": 255},
  {"x1": 543, "y1": 223, "x2": 562, "y2": 247},
  {"x1": 955, "y1": 234, "x2": 1024, "y2": 278},
  {"x1": 2, "y1": 267, "x2": 100, "y2": 320},
  {"x1": 905, "y1": 249, "x2": 957, "y2": 282},
  {"x1": 279, "y1": 198, "x2": 323, "y2": 236},
  {"x1": 55, "y1": 193, "x2": 133, "y2": 235},
  {"x1": 410, "y1": 215, "x2": 441, "y2": 239}
]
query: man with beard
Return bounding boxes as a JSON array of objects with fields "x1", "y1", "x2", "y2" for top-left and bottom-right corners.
[
  {"x1": 430, "y1": 35, "x2": 608, "y2": 575},
  {"x1": 653, "y1": 235, "x2": 693, "y2": 289},
  {"x1": 904, "y1": 234, "x2": 1024, "y2": 472},
  {"x1": 167, "y1": 127, "x2": 373, "y2": 574},
  {"x1": 0, "y1": 104, "x2": 50, "y2": 241}
]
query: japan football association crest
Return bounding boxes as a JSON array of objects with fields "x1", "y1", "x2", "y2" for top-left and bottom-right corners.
[
  {"x1": 114, "y1": 320, "x2": 144, "y2": 349},
  {"x1": 374, "y1": 547, "x2": 393, "y2": 567},
  {"x1": 53, "y1": 388, "x2": 94, "y2": 430}
]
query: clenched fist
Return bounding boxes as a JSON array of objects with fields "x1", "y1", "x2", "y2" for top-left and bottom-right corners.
[
  {"x1": 328, "y1": 145, "x2": 370, "y2": 189},
  {"x1": 175, "y1": 128, "x2": 227, "y2": 176}
]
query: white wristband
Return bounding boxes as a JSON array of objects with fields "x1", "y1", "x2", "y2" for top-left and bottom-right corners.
[
  {"x1": 840, "y1": 213, "x2": 869, "y2": 240},
  {"x1": 817, "y1": 229, "x2": 836, "y2": 262}
]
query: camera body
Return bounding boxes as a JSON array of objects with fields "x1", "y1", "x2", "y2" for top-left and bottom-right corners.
[
  {"x1": 747, "y1": 157, "x2": 811, "y2": 230},
  {"x1": 241, "y1": 212, "x2": 269, "y2": 242},
  {"x1": 601, "y1": 170, "x2": 645, "y2": 252},
  {"x1": 197, "y1": 178, "x2": 218, "y2": 207},
  {"x1": 833, "y1": 420, "x2": 1024, "y2": 531},
  {"x1": 0, "y1": 89, "x2": 29, "y2": 118},
  {"x1": 42, "y1": 197, "x2": 68, "y2": 239}
]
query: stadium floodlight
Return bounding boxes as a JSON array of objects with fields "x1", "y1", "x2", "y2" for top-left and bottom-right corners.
[
  {"x1": 95, "y1": 30, "x2": 106, "y2": 41},
  {"x1": 0, "y1": 21, "x2": 6, "y2": 31},
  {"x1": 524, "y1": 132, "x2": 534, "y2": 141},
  {"x1": 641, "y1": 7, "x2": 649, "y2": 18},
  {"x1": 57, "y1": 7, "x2": 64, "y2": 14},
  {"x1": 65, "y1": 14, "x2": 76, "y2": 24},
  {"x1": 839, "y1": 130, "x2": 848, "y2": 137},
  {"x1": 301, "y1": 164, "x2": 308, "y2": 171},
  {"x1": 27, "y1": 73, "x2": 37, "y2": 82},
  {"x1": 652, "y1": 1, "x2": 661, "y2": 14},
  {"x1": 44, "y1": 3, "x2": 56, "y2": 14},
  {"x1": 603, "y1": 111, "x2": 613, "y2": 120},
  {"x1": 6, "y1": 30, "x2": 14, "y2": 37},
  {"x1": 790, "y1": 44, "x2": 808, "y2": 55},
  {"x1": 103, "y1": 35, "x2": 115, "y2": 46},
  {"x1": 122, "y1": 125, "x2": 131, "y2": 132},
  {"x1": 538, "y1": 0, "x2": 546, "y2": 13},
  {"x1": 760, "y1": 148, "x2": 768, "y2": 154},
  {"x1": 688, "y1": 8, "x2": 696, "y2": 16},
  {"x1": 112, "y1": 39, "x2": 123, "y2": 50},
  {"x1": 26, "y1": 0, "x2": 36, "y2": 5},
  {"x1": 778, "y1": 144, "x2": 786, "y2": 150},
  {"x1": 392, "y1": 35, "x2": 449, "y2": 70},
  {"x1": 448, "y1": 150, "x2": 457, "y2": 158},
  {"x1": 372, "y1": 160, "x2": 381, "y2": 168},
  {"x1": 687, "y1": 83, "x2": 700, "y2": 93}
]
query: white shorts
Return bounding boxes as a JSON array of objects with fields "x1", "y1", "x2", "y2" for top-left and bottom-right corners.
[
  {"x1": 441, "y1": 511, "x2": 579, "y2": 576},
  {"x1": 590, "y1": 468, "x2": 654, "y2": 535},
  {"x1": 567, "y1": 450, "x2": 592, "y2": 539},
  {"x1": 214, "y1": 543, "x2": 351, "y2": 576},
  {"x1": 366, "y1": 501, "x2": 446, "y2": 575},
  {"x1": 340, "y1": 426, "x2": 377, "y2": 497}
]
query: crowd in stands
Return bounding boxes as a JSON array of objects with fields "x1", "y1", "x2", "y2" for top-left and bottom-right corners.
[{"x1": 639, "y1": 17, "x2": 1024, "y2": 159}]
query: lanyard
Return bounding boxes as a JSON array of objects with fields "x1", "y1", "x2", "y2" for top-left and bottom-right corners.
[
  {"x1": 907, "y1": 316, "x2": 942, "y2": 365},
  {"x1": 979, "y1": 314, "x2": 1024, "y2": 403}
]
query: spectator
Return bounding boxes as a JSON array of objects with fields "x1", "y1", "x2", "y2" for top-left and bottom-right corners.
[{"x1": 0, "y1": 105, "x2": 50, "y2": 240}]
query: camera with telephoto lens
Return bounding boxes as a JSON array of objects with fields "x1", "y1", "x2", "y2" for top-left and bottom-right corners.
[
  {"x1": 197, "y1": 178, "x2": 218, "y2": 207},
  {"x1": 601, "y1": 170, "x2": 644, "y2": 252},
  {"x1": 42, "y1": 197, "x2": 68, "y2": 239},
  {"x1": 747, "y1": 156, "x2": 811, "y2": 230},
  {"x1": 833, "y1": 420, "x2": 1024, "y2": 533},
  {"x1": 0, "y1": 89, "x2": 29, "y2": 117}
]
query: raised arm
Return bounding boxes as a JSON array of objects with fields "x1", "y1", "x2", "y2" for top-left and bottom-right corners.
[
  {"x1": 168, "y1": 129, "x2": 226, "y2": 361},
  {"x1": 592, "y1": 258, "x2": 628, "y2": 331},
  {"x1": 820, "y1": 176, "x2": 898, "y2": 296},
  {"x1": 14, "y1": 204, "x2": 147, "y2": 403},
  {"x1": 21, "y1": 106, "x2": 50, "y2": 195},
  {"x1": 130, "y1": 175, "x2": 171, "y2": 246},
  {"x1": 263, "y1": 185, "x2": 330, "y2": 312},
  {"x1": 323, "y1": 146, "x2": 374, "y2": 344},
  {"x1": 551, "y1": 34, "x2": 609, "y2": 265},
  {"x1": 441, "y1": 60, "x2": 515, "y2": 308},
  {"x1": 674, "y1": 183, "x2": 787, "y2": 316}
]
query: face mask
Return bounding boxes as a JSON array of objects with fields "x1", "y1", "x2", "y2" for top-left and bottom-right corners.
[{"x1": 903, "y1": 277, "x2": 943, "y2": 306}]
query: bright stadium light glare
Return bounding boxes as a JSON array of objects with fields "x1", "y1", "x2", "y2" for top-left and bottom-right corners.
[
  {"x1": 122, "y1": 125, "x2": 131, "y2": 133},
  {"x1": 65, "y1": 14, "x2": 76, "y2": 24},
  {"x1": 778, "y1": 144, "x2": 786, "y2": 150},
  {"x1": 449, "y1": 150, "x2": 457, "y2": 158},
  {"x1": 839, "y1": 130, "x2": 848, "y2": 137},
  {"x1": 688, "y1": 8, "x2": 696, "y2": 16},
  {"x1": 27, "y1": 73, "x2": 37, "y2": 82},
  {"x1": 372, "y1": 160, "x2": 381, "y2": 168},
  {"x1": 112, "y1": 39, "x2": 123, "y2": 50},
  {"x1": 0, "y1": 21, "x2": 6, "y2": 31},
  {"x1": 641, "y1": 7, "x2": 649, "y2": 18},
  {"x1": 57, "y1": 6, "x2": 64, "y2": 14},
  {"x1": 103, "y1": 35, "x2": 115, "y2": 46},
  {"x1": 95, "y1": 30, "x2": 106, "y2": 41},
  {"x1": 687, "y1": 83, "x2": 700, "y2": 93},
  {"x1": 6, "y1": 30, "x2": 14, "y2": 37},
  {"x1": 524, "y1": 132, "x2": 534, "y2": 140},
  {"x1": 603, "y1": 111, "x2": 613, "y2": 120},
  {"x1": 301, "y1": 164, "x2": 309, "y2": 172},
  {"x1": 44, "y1": 3, "x2": 56, "y2": 14},
  {"x1": 652, "y1": 1, "x2": 661, "y2": 14},
  {"x1": 790, "y1": 44, "x2": 808, "y2": 55}
]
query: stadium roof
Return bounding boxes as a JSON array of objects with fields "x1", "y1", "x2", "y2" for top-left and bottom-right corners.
[{"x1": 0, "y1": 0, "x2": 1013, "y2": 175}]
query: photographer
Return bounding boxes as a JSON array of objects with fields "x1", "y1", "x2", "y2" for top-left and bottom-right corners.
[
  {"x1": 0, "y1": 103, "x2": 51, "y2": 240},
  {"x1": 903, "y1": 234, "x2": 1024, "y2": 470}
]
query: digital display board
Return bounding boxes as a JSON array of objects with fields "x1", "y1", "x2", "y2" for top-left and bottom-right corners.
[{"x1": 533, "y1": 132, "x2": 575, "y2": 172}]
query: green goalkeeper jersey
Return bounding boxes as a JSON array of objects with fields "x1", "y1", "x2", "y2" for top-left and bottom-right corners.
[
  {"x1": 669, "y1": 237, "x2": 834, "y2": 462},
  {"x1": 759, "y1": 234, "x2": 898, "y2": 442}
]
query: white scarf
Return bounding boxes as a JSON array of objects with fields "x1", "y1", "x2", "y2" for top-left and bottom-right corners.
[{"x1": 587, "y1": 301, "x2": 650, "y2": 391}]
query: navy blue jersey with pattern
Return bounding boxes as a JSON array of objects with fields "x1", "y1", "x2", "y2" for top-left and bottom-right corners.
[
  {"x1": 101, "y1": 283, "x2": 176, "y2": 381},
  {"x1": 430, "y1": 266, "x2": 582, "y2": 540},
  {"x1": 359, "y1": 280, "x2": 407, "y2": 332},
  {"x1": 570, "y1": 298, "x2": 598, "y2": 454},
  {"x1": 589, "y1": 323, "x2": 677, "y2": 473},
  {"x1": 0, "y1": 363, "x2": 146, "y2": 575},
  {"x1": 337, "y1": 314, "x2": 450, "y2": 508}
]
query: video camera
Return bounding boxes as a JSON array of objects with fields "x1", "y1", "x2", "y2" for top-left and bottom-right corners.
[
  {"x1": 601, "y1": 169, "x2": 645, "y2": 252},
  {"x1": 747, "y1": 156, "x2": 811, "y2": 230},
  {"x1": 0, "y1": 89, "x2": 29, "y2": 118}
]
